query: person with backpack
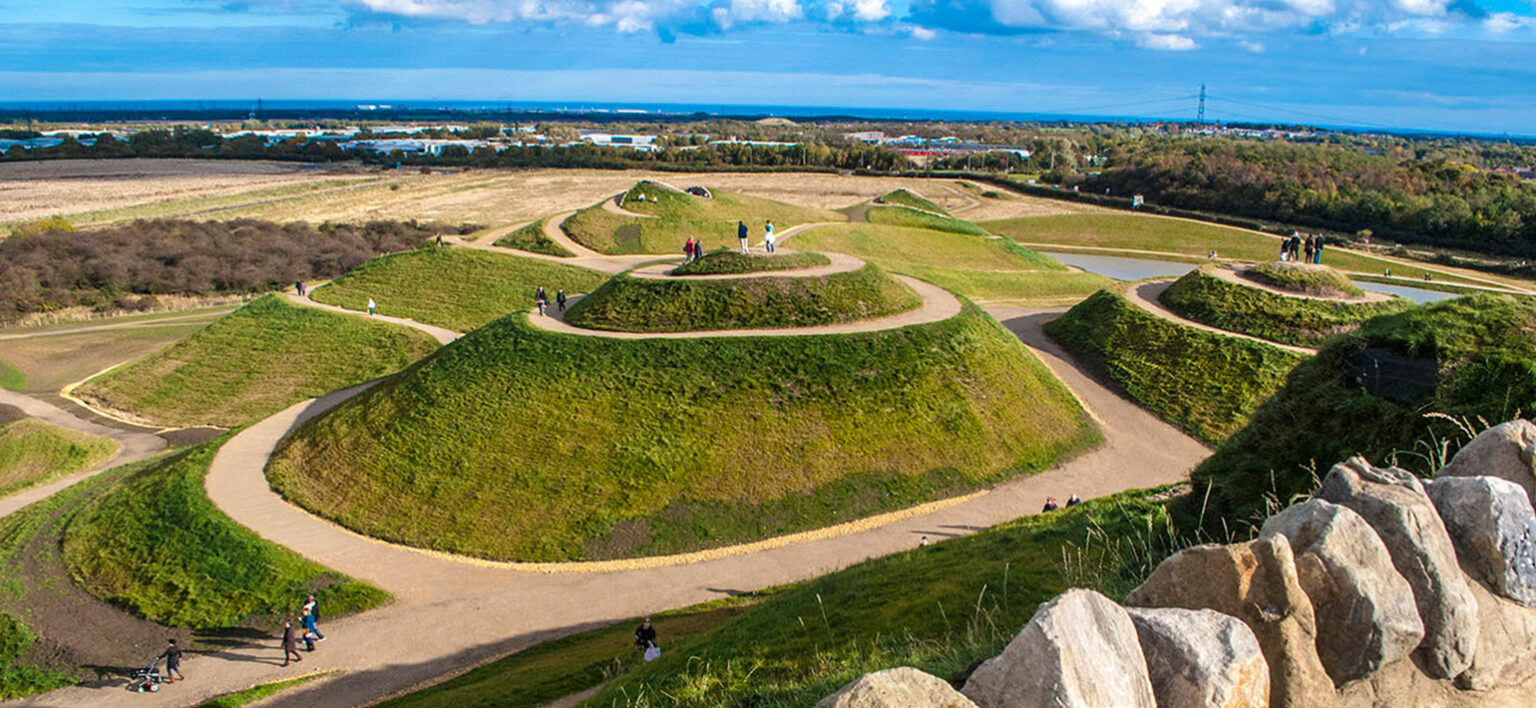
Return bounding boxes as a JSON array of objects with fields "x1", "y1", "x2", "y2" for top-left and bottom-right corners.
[
  {"x1": 737, "y1": 220, "x2": 749, "y2": 254},
  {"x1": 158, "y1": 638, "x2": 184, "y2": 683},
  {"x1": 557, "y1": 288, "x2": 568, "y2": 313},
  {"x1": 281, "y1": 621, "x2": 303, "y2": 666}
]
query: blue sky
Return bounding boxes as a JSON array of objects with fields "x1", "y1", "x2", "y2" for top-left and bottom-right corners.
[{"x1": 3, "y1": 0, "x2": 1535, "y2": 134}]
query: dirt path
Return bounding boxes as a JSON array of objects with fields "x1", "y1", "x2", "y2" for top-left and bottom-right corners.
[
  {"x1": 541, "y1": 210, "x2": 608, "y2": 258},
  {"x1": 0, "y1": 311, "x2": 232, "y2": 341},
  {"x1": 1205, "y1": 265, "x2": 1394, "y2": 303},
  {"x1": 1124, "y1": 280, "x2": 1317, "y2": 356},
  {"x1": 0, "y1": 388, "x2": 167, "y2": 520},
  {"x1": 283, "y1": 292, "x2": 460, "y2": 346},
  {"x1": 627, "y1": 250, "x2": 863, "y2": 281},
  {"x1": 600, "y1": 195, "x2": 655, "y2": 220}
]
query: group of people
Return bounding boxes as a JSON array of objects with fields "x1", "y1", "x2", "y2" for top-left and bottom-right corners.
[
  {"x1": 149, "y1": 594, "x2": 326, "y2": 686},
  {"x1": 735, "y1": 219, "x2": 777, "y2": 255},
  {"x1": 1041, "y1": 495, "x2": 1083, "y2": 512},
  {"x1": 1280, "y1": 232, "x2": 1327, "y2": 264},
  {"x1": 534, "y1": 286, "x2": 567, "y2": 316}
]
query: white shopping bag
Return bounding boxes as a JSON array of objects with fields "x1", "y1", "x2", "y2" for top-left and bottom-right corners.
[{"x1": 643, "y1": 645, "x2": 661, "y2": 662}]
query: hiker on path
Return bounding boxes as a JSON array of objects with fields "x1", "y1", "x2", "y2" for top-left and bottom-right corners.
[
  {"x1": 764, "y1": 221, "x2": 776, "y2": 253},
  {"x1": 435, "y1": 233, "x2": 444, "y2": 247},
  {"x1": 281, "y1": 621, "x2": 303, "y2": 666},
  {"x1": 295, "y1": 281, "x2": 305, "y2": 296},
  {"x1": 685, "y1": 237, "x2": 696, "y2": 262},
  {"x1": 1042, "y1": 497, "x2": 1059, "y2": 512},
  {"x1": 738, "y1": 220, "x2": 749, "y2": 254},
  {"x1": 302, "y1": 594, "x2": 325, "y2": 642},
  {"x1": 557, "y1": 288, "x2": 567, "y2": 313},
  {"x1": 367, "y1": 298, "x2": 376, "y2": 316},
  {"x1": 1279, "y1": 238, "x2": 1290, "y2": 261},
  {"x1": 1066, "y1": 494, "x2": 1083, "y2": 507},
  {"x1": 158, "y1": 638, "x2": 184, "y2": 683},
  {"x1": 1314, "y1": 234, "x2": 1326, "y2": 263},
  {"x1": 635, "y1": 618, "x2": 658, "y2": 653},
  {"x1": 535, "y1": 286, "x2": 548, "y2": 317}
]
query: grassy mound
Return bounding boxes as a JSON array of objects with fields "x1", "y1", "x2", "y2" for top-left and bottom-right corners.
[
  {"x1": 1045, "y1": 290, "x2": 1306, "y2": 444},
  {"x1": 563, "y1": 264, "x2": 923, "y2": 333},
  {"x1": 1246, "y1": 261, "x2": 1365, "y2": 298},
  {"x1": 492, "y1": 219, "x2": 574, "y2": 257},
  {"x1": 867, "y1": 206, "x2": 990, "y2": 235},
  {"x1": 1160, "y1": 268, "x2": 1409, "y2": 347},
  {"x1": 311, "y1": 247, "x2": 606, "y2": 332},
  {"x1": 74, "y1": 296, "x2": 437, "y2": 428},
  {"x1": 671, "y1": 249, "x2": 830, "y2": 276},
  {"x1": 876, "y1": 188, "x2": 947, "y2": 215},
  {"x1": 0, "y1": 419, "x2": 119, "y2": 498},
  {"x1": 62, "y1": 435, "x2": 389, "y2": 628},
  {"x1": 267, "y1": 305, "x2": 1099, "y2": 562},
  {"x1": 795, "y1": 224, "x2": 1108, "y2": 305},
  {"x1": 1193, "y1": 294, "x2": 1536, "y2": 522},
  {"x1": 562, "y1": 184, "x2": 844, "y2": 254}
]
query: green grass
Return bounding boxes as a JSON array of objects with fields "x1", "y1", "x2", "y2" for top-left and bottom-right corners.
[
  {"x1": 982, "y1": 213, "x2": 1483, "y2": 286},
  {"x1": 62, "y1": 434, "x2": 389, "y2": 629},
  {"x1": 74, "y1": 295, "x2": 438, "y2": 428},
  {"x1": 0, "y1": 419, "x2": 119, "y2": 498},
  {"x1": 198, "y1": 672, "x2": 333, "y2": 708},
  {"x1": 267, "y1": 304, "x2": 1099, "y2": 562},
  {"x1": 590, "y1": 487, "x2": 1195, "y2": 706},
  {"x1": 1193, "y1": 293, "x2": 1536, "y2": 523},
  {"x1": 312, "y1": 247, "x2": 607, "y2": 332},
  {"x1": 1045, "y1": 290, "x2": 1306, "y2": 444},
  {"x1": 564, "y1": 264, "x2": 922, "y2": 333},
  {"x1": 875, "y1": 189, "x2": 948, "y2": 215},
  {"x1": 1159, "y1": 268, "x2": 1409, "y2": 347},
  {"x1": 0, "y1": 321, "x2": 215, "y2": 395},
  {"x1": 562, "y1": 186, "x2": 844, "y2": 255},
  {"x1": 379, "y1": 602, "x2": 754, "y2": 708},
  {"x1": 671, "y1": 250, "x2": 830, "y2": 276},
  {"x1": 493, "y1": 219, "x2": 574, "y2": 257},
  {"x1": 866, "y1": 207, "x2": 990, "y2": 236},
  {"x1": 0, "y1": 364, "x2": 22, "y2": 391},
  {"x1": 0, "y1": 610, "x2": 74, "y2": 700},
  {"x1": 1246, "y1": 261, "x2": 1364, "y2": 297}
]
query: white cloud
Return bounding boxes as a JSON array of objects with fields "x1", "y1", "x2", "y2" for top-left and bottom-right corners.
[
  {"x1": 824, "y1": 1, "x2": 845, "y2": 20},
  {"x1": 1137, "y1": 32, "x2": 1198, "y2": 50},
  {"x1": 351, "y1": 0, "x2": 692, "y2": 31},
  {"x1": 909, "y1": 25, "x2": 937, "y2": 39},
  {"x1": 1485, "y1": 12, "x2": 1528, "y2": 32},
  {"x1": 1238, "y1": 39, "x2": 1264, "y2": 52},
  {"x1": 852, "y1": 0, "x2": 890, "y2": 21},
  {"x1": 710, "y1": 0, "x2": 804, "y2": 28}
]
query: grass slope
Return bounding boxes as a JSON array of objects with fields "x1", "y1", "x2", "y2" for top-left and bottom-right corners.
[
  {"x1": 0, "y1": 317, "x2": 217, "y2": 394},
  {"x1": 564, "y1": 264, "x2": 922, "y2": 333},
  {"x1": 74, "y1": 295, "x2": 437, "y2": 428},
  {"x1": 866, "y1": 206, "x2": 990, "y2": 236},
  {"x1": 1246, "y1": 261, "x2": 1364, "y2": 298},
  {"x1": 267, "y1": 305, "x2": 1099, "y2": 562},
  {"x1": 312, "y1": 247, "x2": 607, "y2": 332},
  {"x1": 562, "y1": 185, "x2": 844, "y2": 255},
  {"x1": 1193, "y1": 294, "x2": 1536, "y2": 522},
  {"x1": 0, "y1": 419, "x2": 119, "y2": 498},
  {"x1": 1045, "y1": 290, "x2": 1306, "y2": 444},
  {"x1": 493, "y1": 219, "x2": 574, "y2": 257},
  {"x1": 198, "y1": 672, "x2": 333, "y2": 708},
  {"x1": 876, "y1": 188, "x2": 948, "y2": 215},
  {"x1": 1160, "y1": 268, "x2": 1409, "y2": 347},
  {"x1": 671, "y1": 250, "x2": 830, "y2": 276},
  {"x1": 62, "y1": 435, "x2": 389, "y2": 628}
]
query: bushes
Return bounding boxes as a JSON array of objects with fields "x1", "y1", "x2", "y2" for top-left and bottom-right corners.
[
  {"x1": 0, "y1": 219, "x2": 475, "y2": 323},
  {"x1": 1159, "y1": 268, "x2": 1407, "y2": 347},
  {"x1": 671, "y1": 249, "x2": 830, "y2": 276}
]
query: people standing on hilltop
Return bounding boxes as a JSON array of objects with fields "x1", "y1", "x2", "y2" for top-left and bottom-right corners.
[
  {"x1": 1290, "y1": 234, "x2": 1303, "y2": 262},
  {"x1": 764, "y1": 221, "x2": 776, "y2": 253},
  {"x1": 684, "y1": 237, "x2": 696, "y2": 262},
  {"x1": 557, "y1": 288, "x2": 567, "y2": 313},
  {"x1": 1280, "y1": 236, "x2": 1292, "y2": 261},
  {"x1": 535, "y1": 286, "x2": 548, "y2": 317},
  {"x1": 1314, "y1": 234, "x2": 1326, "y2": 264},
  {"x1": 1305, "y1": 235, "x2": 1317, "y2": 264},
  {"x1": 295, "y1": 280, "x2": 305, "y2": 296},
  {"x1": 737, "y1": 220, "x2": 749, "y2": 255}
]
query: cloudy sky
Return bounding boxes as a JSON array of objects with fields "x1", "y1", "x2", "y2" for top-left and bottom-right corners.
[{"x1": 3, "y1": 0, "x2": 1535, "y2": 134}]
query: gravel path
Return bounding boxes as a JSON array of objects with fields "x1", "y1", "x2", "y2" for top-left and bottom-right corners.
[
  {"x1": 1123, "y1": 280, "x2": 1317, "y2": 356},
  {"x1": 1206, "y1": 265, "x2": 1394, "y2": 303}
]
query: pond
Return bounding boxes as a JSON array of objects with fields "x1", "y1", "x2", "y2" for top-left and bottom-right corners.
[{"x1": 1353, "y1": 281, "x2": 1461, "y2": 305}]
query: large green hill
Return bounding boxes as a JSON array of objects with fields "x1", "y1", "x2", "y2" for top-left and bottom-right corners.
[
  {"x1": 1160, "y1": 268, "x2": 1407, "y2": 347},
  {"x1": 561, "y1": 182, "x2": 845, "y2": 254},
  {"x1": 266, "y1": 305, "x2": 1099, "y2": 562}
]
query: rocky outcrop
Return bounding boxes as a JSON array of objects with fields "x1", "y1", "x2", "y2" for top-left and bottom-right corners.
[
  {"x1": 1437, "y1": 420, "x2": 1536, "y2": 506},
  {"x1": 817, "y1": 667, "x2": 976, "y2": 708},
  {"x1": 1318, "y1": 457, "x2": 1479, "y2": 678},
  {"x1": 1259, "y1": 499, "x2": 1423, "y2": 684},
  {"x1": 1125, "y1": 535, "x2": 1332, "y2": 708},
  {"x1": 1124, "y1": 607, "x2": 1269, "y2": 708},
  {"x1": 961, "y1": 589, "x2": 1154, "y2": 708},
  {"x1": 1425, "y1": 476, "x2": 1536, "y2": 606}
]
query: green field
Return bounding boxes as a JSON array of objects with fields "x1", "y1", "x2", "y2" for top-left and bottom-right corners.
[
  {"x1": 267, "y1": 305, "x2": 1099, "y2": 562},
  {"x1": 493, "y1": 219, "x2": 574, "y2": 257},
  {"x1": 1160, "y1": 269, "x2": 1409, "y2": 347},
  {"x1": 866, "y1": 206, "x2": 989, "y2": 236},
  {"x1": 875, "y1": 188, "x2": 948, "y2": 215},
  {"x1": 982, "y1": 213, "x2": 1484, "y2": 286},
  {"x1": 1045, "y1": 290, "x2": 1305, "y2": 444},
  {"x1": 74, "y1": 295, "x2": 437, "y2": 428},
  {"x1": 565, "y1": 264, "x2": 922, "y2": 333},
  {"x1": 562, "y1": 184, "x2": 844, "y2": 255},
  {"x1": 1246, "y1": 261, "x2": 1364, "y2": 297},
  {"x1": 62, "y1": 435, "x2": 388, "y2": 629},
  {"x1": 0, "y1": 419, "x2": 119, "y2": 498},
  {"x1": 671, "y1": 249, "x2": 830, "y2": 276},
  {"x1": 1194, "y1": 293, "x2": 1536, "y2": 521},
  {"x1": 311, "y1": 247, "x2": 607, "y2": 331}
]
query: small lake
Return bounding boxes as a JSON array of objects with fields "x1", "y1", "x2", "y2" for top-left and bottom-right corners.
[{"x1": 1040, "y1": 250, "x2": 1461, "y2": 305}]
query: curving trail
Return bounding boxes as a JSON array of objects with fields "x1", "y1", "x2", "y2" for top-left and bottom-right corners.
[
  {"x1": 628, "y1": 250, "x2": 863, "y2": 281},
  {"x1": 1206, "y1": 265, "x2": 1393, "y2": 303},
  {"x1": 1123, "y1": 280, "x2": 1317, "y2": 356},
  {"x1": 0, "y1": 310, "x2": 232, "y2": 341},
  {"x1": 600, "y1": 195, "x2": 656, "y2": 220},
  {"x1": 283, "y1": 291, "x2": 460, "y2": 345}
]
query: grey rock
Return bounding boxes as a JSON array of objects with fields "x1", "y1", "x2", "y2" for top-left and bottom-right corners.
[
  {"x1": 1437, "y1": 420, "x2": 1536, "y2": 507},
  {"x1": 1425, "y1": 476, "x2": 1536, "y2": 607},
  {"x1": 961, "y1": 589, "x2": 1154, "y2": 708},
  {"x1": 817, "y1": 667, "x2": 977, "y2": 708},
  {"x1": 1260, "y1": 499, "x2": 1424, "y2": 684},
  {"x1": 1125, "y1": 607, "x2": 1269, "y2": 708},
  {"x1": 1318, "y1": 456, "x2": 1479, "y2": 679}
]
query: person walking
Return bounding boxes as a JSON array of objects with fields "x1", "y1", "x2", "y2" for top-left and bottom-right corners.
[
  {"x1": 634, "y1": 617, "x2": 658, "y2": 654},
  {"x1": 301, "y1": 595, "x2": 325, "y2": 642},
  {"x1": 556, "y1": 288, "x2": 567, "y2": 313},
  {"x1": 281, "y1": 621, "x2": 302, "y2": 666},
  {"x1": 367, "y1": 297, "x2": 376, "y2": 316},
  {"x1": 685, "y1": 237, "x2": 696, "y2": 262},
  {"x1": 764, "y1": 221, "x2": 776, "y2": 253},
  {"x1": 737, "y1": 220, "x2": 749, "y2": 254},
  {"x1": 535, "y1": 286, "x2": 548, "y2": 317},
  {"x1": 1304, "y1": 235, "x2": 1316, "y2": 264},
  {"x1": 435, "y1": 233, "x2": 444, "y2": 247},
  {"x1": 1042, "y1": 497, "x2": 1059, "y2": 512},
  {"x1": 158, "y1": 638, "x2": 184, "y2": 683},
  {"x1": 294, "y1": 280, "x2": 305, "y2": 296}
]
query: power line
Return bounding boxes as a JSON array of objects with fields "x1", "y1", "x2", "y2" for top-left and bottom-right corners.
[
  {"x1": 1029, "y1": 94, "x2": 1200, "y2": 117},
  {"x1": 1206, "y1": 94, "x2": 1412, "y2": 132}
]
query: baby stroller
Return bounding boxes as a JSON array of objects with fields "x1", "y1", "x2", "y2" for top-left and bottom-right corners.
[{"x1": 128, "y1": 659, "x2": 164, "y2": 693}]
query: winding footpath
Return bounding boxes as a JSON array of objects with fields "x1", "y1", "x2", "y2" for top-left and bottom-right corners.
[{"x1": 1123, "y1": 279, "x2": 1318, "y2": 356}]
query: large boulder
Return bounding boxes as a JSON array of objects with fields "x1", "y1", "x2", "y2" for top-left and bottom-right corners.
[
  {"x1": 1318, "y1": 457, "x2": 1479, "y2": 678},
  {"x1": 818, "y1": 667, "x2": 977, "y2": 708},
  {"x1": 1124, "y1": 607, "x2": 1269, "y2": 708},
  {"x1": 961, "y1": 589, "x2": 1154, "y2": 708},
  {"x1": 1424, "y1": 476, "x2": 1536, "y2": 606},
  {"x1": 1437, "y1": 420, "x2": 1536, "y2": 507},
  {"x1": 1125, "y1": 535, "x2": 1333, "y2": 708},
  {"x1": 1259, "y1": 499, "x2": 1424, "y2": 684}
]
